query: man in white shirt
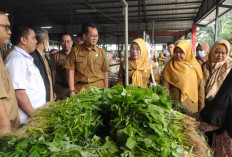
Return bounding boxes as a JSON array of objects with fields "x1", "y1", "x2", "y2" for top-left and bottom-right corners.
[{"x1": 4, "y1": 26, "x2": 46, "y2": 124}]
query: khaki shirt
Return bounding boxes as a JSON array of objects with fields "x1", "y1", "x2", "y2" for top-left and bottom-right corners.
[
  {"x1": 117, "y1": 60, "x2": 160, "y2": 88},
  {"x1": 65, "y1": 44, "x2": 109, "y2": 83},
  {"x1": 37, "y1": 49, "x2": 54, "y2": 101},
  {"x1": 50, "y1": 51, "x2": 69, "y2": 85},
  {"x1": 0, "y1": 54, "x2": 20, "y2": 129}
]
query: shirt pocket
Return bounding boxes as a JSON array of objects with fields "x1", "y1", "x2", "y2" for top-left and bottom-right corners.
[
  {"x1": 75, "y1": 57, "x2": 86, "y2": 71},
  {"x1": 27, "y1": 67, "x2": 41, "y2": 89},
  {"x1": 57, "y1": 59, "x2": 66, "y2": 68},
  {"x1": 93, "y1": 57, "x2": 103, "y2": 71}
]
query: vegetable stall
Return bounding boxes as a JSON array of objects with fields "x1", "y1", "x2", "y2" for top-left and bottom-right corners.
[{"x1": 0, "y1": 85, "x2": 211, "y2": 157}]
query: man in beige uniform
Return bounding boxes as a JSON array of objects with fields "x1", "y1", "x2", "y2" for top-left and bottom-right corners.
[
  {"x1": 0, "y1": 11, "x2": 20, "y2": 137},
  {"x1": 50, "y1": 34, "x2": 73, "y2": 100},
  {"x1": 65, "y1": 23, "x2": 109, "y2": 97}
]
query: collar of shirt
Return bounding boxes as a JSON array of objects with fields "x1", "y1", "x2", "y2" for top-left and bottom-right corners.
[
  {"x1": 83, "y1": 43, "x2": 97, "y2": 52},
  {"x1": 14, "y1": 46, "x2": 34, "y2": 61},
  {"x1": 36, "y1": 48, "x2": 45, "y2": 57},
  {"x1": 60, "y1": 50, "x2": 69, "y2": 56}
]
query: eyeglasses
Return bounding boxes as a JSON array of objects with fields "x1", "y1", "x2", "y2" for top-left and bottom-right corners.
[
  {"x1": 0, "y1": 24, "x2": 11, "y2": 32},
  {"x1": 89, "y1": 35, "x2": 98, "y2": 38}
]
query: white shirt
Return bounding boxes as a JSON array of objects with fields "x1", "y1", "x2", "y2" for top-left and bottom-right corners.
[{"x1": 4, "y1": 46, "x2": 46, "y2": 124}]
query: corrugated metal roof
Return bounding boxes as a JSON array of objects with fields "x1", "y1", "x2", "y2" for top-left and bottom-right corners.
[
  {"x1": 0, "y1": 0, "x2": 229, "y2": 43},
  {"x1": 197, "y1": 0, "x2": 232, "y2": 26}
]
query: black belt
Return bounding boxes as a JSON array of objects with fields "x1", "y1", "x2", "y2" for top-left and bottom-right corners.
[{"x1": 75, "y1": 80, "x2": 101, "y2": 85}]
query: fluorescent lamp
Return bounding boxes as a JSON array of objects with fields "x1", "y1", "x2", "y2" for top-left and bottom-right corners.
[{"x1": 41, "y1": 26, "x2": 52, "y2": 29}]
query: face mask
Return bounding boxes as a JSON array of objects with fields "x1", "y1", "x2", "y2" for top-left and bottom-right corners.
[
  {"x1": 44, "y1": 41, "x2": 49, "y2": 51},
  {"x1": 196, "y1": 50, "x2": 206, "y2": 58}
]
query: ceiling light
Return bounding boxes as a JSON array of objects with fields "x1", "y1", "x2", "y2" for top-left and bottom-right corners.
[{"x1": 41, "y1": 26, "x2": 52, "y2": 29}]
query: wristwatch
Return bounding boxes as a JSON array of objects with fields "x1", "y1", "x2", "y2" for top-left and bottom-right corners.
[{"x1": 68, "y1": 90, "x2": 75, "y2": 94}]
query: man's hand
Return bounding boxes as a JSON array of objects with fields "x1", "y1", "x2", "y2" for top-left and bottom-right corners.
[
  {"x1": 103, "y1": 72, "x2": 108, "y2": 88},
  {"x1": 69, "y1": 92, "x2": 75, "y2": 98},
  {"x1": 68, "y1": 69, "x2": 75, "y2": 97}
]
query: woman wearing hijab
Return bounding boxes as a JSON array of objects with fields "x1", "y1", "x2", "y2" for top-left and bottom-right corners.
[
  {"x1": 162, "y1": 40, "x2": 205, "y2": 113},
  {"x1": 196, "y1": 42, "x2": 210, "y2": 67},
  {"x1": 203, "y1": 40, "x2": 232, "y2": 100},
  {"x1": 117, "y1": 38, "x2": 159, "y2": 88},
  {"x1": 199, "y1": 40, "x2": 232, "y2": 156}
]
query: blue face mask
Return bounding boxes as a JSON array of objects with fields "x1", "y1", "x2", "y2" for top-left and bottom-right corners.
[{"x1": 196, "y1": 51, "x2": 206, "y2": 58}]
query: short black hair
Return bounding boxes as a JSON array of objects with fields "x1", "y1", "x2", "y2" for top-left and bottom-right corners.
[
  {"x1": 11, "y1": 25, "x2": 34, "y2": 45},
  {"x1": 60, "y1": 33, "x2": 72, "y2": 41},
  {"x1": 167, "y1": 41, "x2": 175, "y2": 46},
  {"x1": 81, "y1": 23, "x2": 98, "y2": 35}
]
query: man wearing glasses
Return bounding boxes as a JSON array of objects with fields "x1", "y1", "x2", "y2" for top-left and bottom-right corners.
[
  {"x1": 65, "y1": 23, "x2": 109, "y2": 97},
  {"x1": 50, "y1": 34, "x2": 73, "y2": 100},
  {"x1": 0, "y1": 11, "x2": 20, "y2": 137}
]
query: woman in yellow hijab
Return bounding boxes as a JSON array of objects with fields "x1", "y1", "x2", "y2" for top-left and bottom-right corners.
[
  {"x1": 117, "y1": 38, "x2": 160, "y2": 88},
  {"x1": 162, "y1": 40, "x2": 205, "y2": 113}
]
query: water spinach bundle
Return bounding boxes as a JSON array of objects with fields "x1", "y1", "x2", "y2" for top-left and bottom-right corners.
[{"x1": 0, "y1": 85, "x2": 211, "y2": 157}]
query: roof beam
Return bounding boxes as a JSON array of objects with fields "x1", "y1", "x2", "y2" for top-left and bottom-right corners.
[
  {"x1": 220, "y1": 4, "x2": 232, "y2": 9},
  {"x1": 142, "y1": 0, "x2": 148, "y2": 27},
  {"x1": 79, "y1": 7, "x2": 199, "y2": 15},
  {"x1": 110, "y1": 12, "x2": 196, "y2": 18},
  {"x1": 195, "y1": 0, "x2": 225, "y2": 24},
  {"x1": 71, "y1": 1, "x2": 201, "y2": 7}
]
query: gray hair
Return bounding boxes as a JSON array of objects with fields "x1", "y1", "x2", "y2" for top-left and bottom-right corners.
[{"x1": 35, "y1": 28, "x2": 48, "y2": 43}]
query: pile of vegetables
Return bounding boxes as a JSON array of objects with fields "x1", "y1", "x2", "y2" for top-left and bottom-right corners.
[{"x1": 0, "y1": 85, "x2": 210, "y2": 157}]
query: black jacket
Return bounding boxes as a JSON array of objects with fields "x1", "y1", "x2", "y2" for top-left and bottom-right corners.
[
  {"x1": 30, "y1": 49, "x2": 52, "y2": 102},
  {"x1": 200, "y1": 69, "x2": 232, "y2": 137}
]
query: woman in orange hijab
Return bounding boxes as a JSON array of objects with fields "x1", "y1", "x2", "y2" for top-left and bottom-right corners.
[
  {"x1": 162, "y1": 40, "x2": 205, "y2": 113},
  {"x1": 117, "y1": 38, "x2": 160, "y2": 88}
]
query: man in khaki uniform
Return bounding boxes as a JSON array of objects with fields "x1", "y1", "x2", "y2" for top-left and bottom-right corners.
[
  {"x1": 50, "y1": 34, "x2": 73, "y2": 100},
  {"x1": 65, "y1": 23, "x2": 109, "y2": 97},
  {"x1": 0, "y1": 11, "x2": 20, "y2": 137},
  {"x1": 30, "y1": 29, "x2": 54, "y2": 102}
]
